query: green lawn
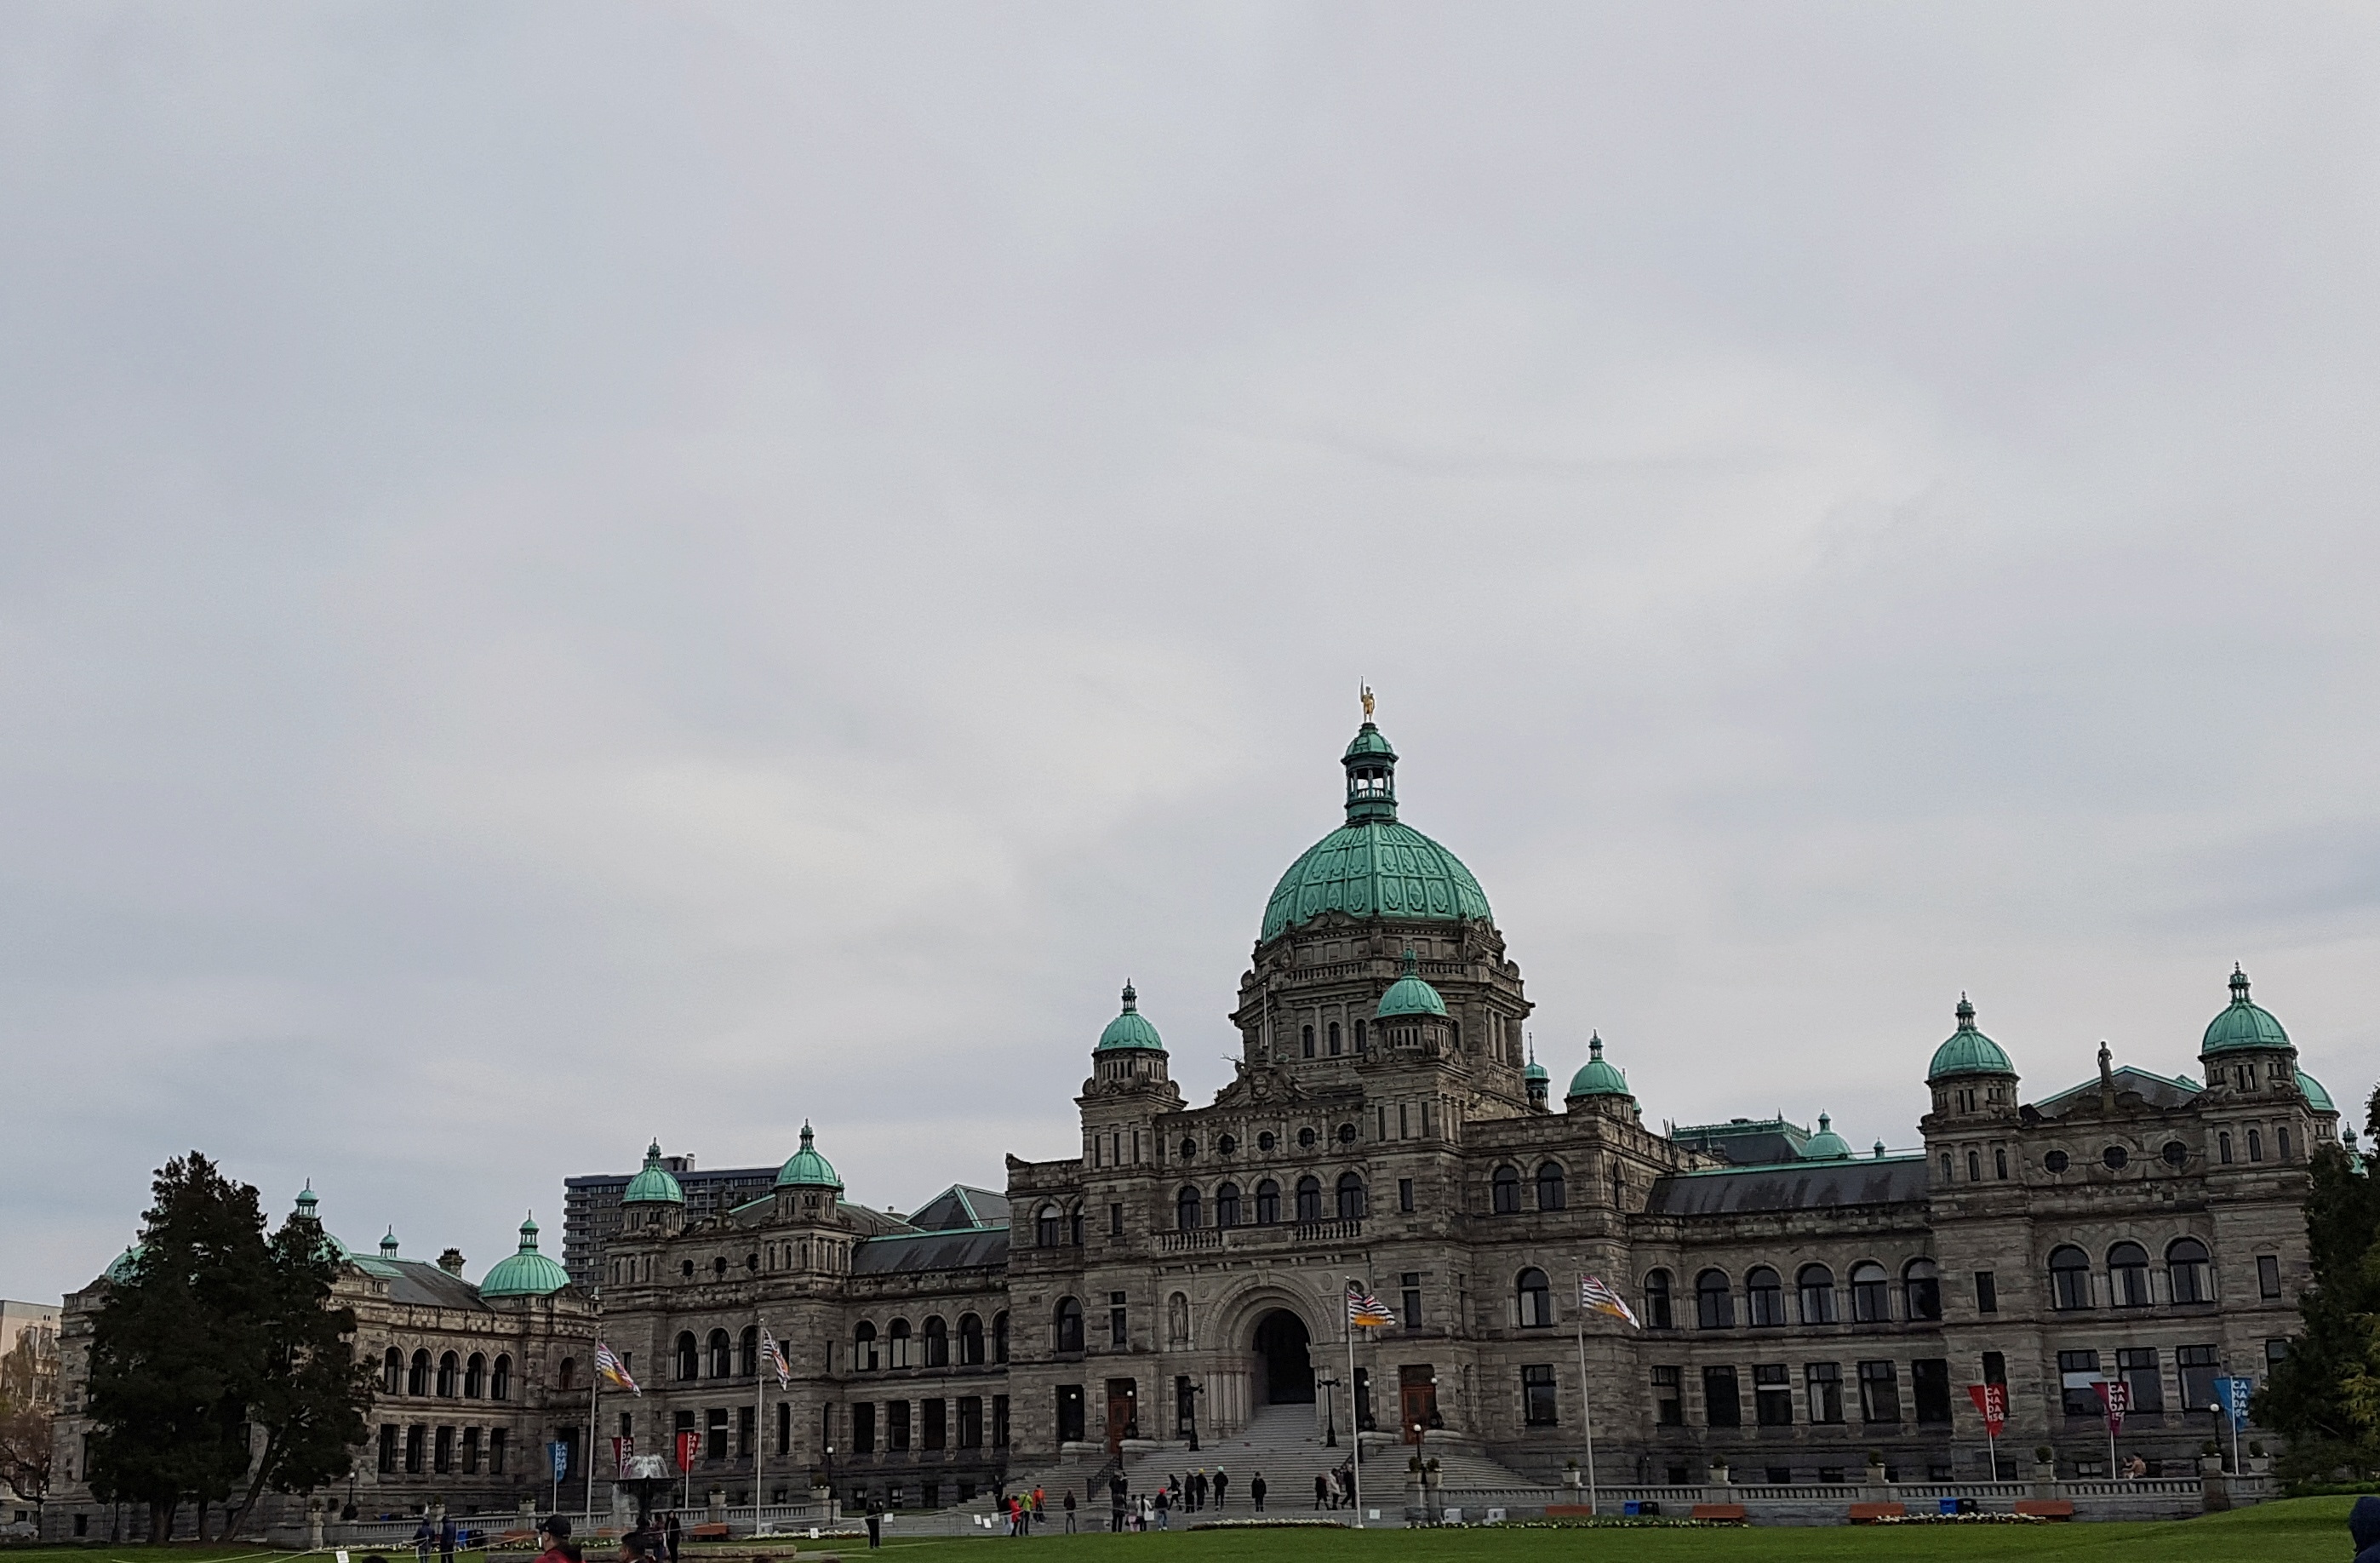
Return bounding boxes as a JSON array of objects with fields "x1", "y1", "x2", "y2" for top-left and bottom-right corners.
[{"x1": 2, "y1": 1502, "x2": 2361, "y2": 1563}]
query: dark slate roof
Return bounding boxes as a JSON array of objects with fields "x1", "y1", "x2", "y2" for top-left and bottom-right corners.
[
  {"x1": 1668, "y1": 1117, "x2": 1811, "y2": 1166},
  {"x1": 851, "y1": 1228, "x2": 1009, "y2": 1275},
  {"x1": 908, "y1": 1185, "x2": 1010, "y2": 1233},
  {"x1": 1645, "y1": 1156, "x2": 1930, "y2": 1217},
  {"x1": 2033, "y1": 1065, "x2": 2203, "y2": 1118},
  {"x1": 355, "y1": 1257, "x2": 495, "y2": 1310}
]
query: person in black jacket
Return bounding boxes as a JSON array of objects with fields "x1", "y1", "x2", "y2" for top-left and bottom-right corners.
[
  {"x1": 1249, "y1": 1473, "x2": 1266, "y2": 1513},
  {"x1": 2350, "y1": 1495, "x2": 2380, "y2": 1563}
]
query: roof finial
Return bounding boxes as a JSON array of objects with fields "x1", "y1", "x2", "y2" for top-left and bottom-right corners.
[
  {"x1": 380, "y1": 1226, "x2": 398, "y2": 1257},
  {"x1": 1588, "y1": 1031, "x2": 1604, "y2": 1058},
  {"x1": 1526, "y1": 1031, "x2": 1536, "y2": 1065},
  {"x1": 1955, "y1": 993, "x2": 1975, "y2": 1028},
  {"x1": 799, "y1": 1121, "x2": 815, "y2": 1148},
  {"x1": 2230, "y1": 964, "x2": 2251, "y2": 1001},
  {"x1": 1360, "y1": 683, "x2": 1375, "y2": 722},
  {"x1": 1120, "y1": 980, "x2": 1137, "y2": 1011}
]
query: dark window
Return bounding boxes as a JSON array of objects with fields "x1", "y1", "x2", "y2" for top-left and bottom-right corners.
[
  {"x1": 1492, "y1": 1165, "x2": 1520, "y2": 1214},
  {"x1": 1805, "y1": 1363, "x2": 1844, "y2": 1424},
  {"x1": 1995, "y1": 1146, "x2": 2009, "y2": 1179},
  {"x1": 2045, "y1": 1149, "x2": 2071, "y2": 1173},
  {"x1": 993, "y1": 1394, "x2": 1010, "y2": 1447},
  {"x1": 1521, "y1": 1365, "x2": 1558, "y2": 1426},
  {"x1": 994, "y1": 1311, "x2": 1010, "y2": 1363},
  {"x1": 491, "y1": 1354, "x2": 511, "y2": 1401},
  {"x1": 1180, "y1": 1137, "x2": 1198, "y2": 1160},
  {"x1": 404, "y1": 1424, "x2": 424, "y2": 1474},
  {"x1": 1696, "y1": 1270, "x2": 1735, "y2": 1330},
  {"x1": 1398, "y1": 1177, "x2": 1415, "y2": 1213},
  {"x1": 1071, "y1": 1205, "x2": 1084, "y2": 1245},
  {"x1": 1338, "y1": 1122, "x2": 1357, "y2": 1144},
  {"x1": 854, "y1": 1323, "x2": 878, "y2": 1372},
  {"x1": 1328, "y1": 1021, "x2": 1342, "y2": 1056},
  {"x1": 677, "y1": 1332, "x2": 699, "y2": 1380},
  {"x1": 706, "y1": 1408, "x2": 729, "y2": 1462},
  {"x1": 1109, "y1": 1202, "x2": 1123, "y2": 1237},
  {"x1": 1798, "y1": 1265, "x2": 1837, "y2": 1325},
  {"x1": 1911, "y1": 1358, "x2": 1952, "y2": 1423},
  {"x1": 1517, "y1": 1268, "x2": 1553, "y2": 1328},
  {"x1": 377, "y1": 1424, "x2": 398, "y2": 1474},
  {"x1": 1905, "y1": 1260, "x2": 1942, "y2": 1320},
  {"x1": 707, "y1": 1330, "x2": 732, "y2": 1377},
  {"x1": 1976, "y1": 1271, "x2": 1998, "y2": 1314},
  {"x1": 2049, "y1": 1245, "x2": 2091, "y2": 1310},
  {"x1": 464, "y1": 1353, "x2": 485, "y2": 1398},
  {"x1": 887, "y1": 1319, "x2": 912, "y2": 1369},
  {"x1": 1258, "y1": 1131, "x2": 1275, "y2": 1152},
  {"x1": 1055, "y1": 1385, "x2": 1084, "y2": 1444},
  {"x1": 740, "y1": 1326, "x2": 760, "y2": 1377},
  {"x1": 2103, "y1": 1144, "x2": 2129, "y2": 1171},
  {"x1": 1401, "y1": 1273, "x2": 1422, "y2": 1331},
  {"x1": 1036, "y1": 1205, "x2": 1060, "y2": 1246},
  {"x1": 2279, "y1": 1125, "x2": 2293, "y2": 1160},
  {"x1": 2219, "y1": 1131, "x2": 2234, "y2": 1164},
  {"x1": 1218, "y1": 1133, "x2": 1237, "y2": 1157},
  {"x1": 924, "y1": 1316, "x2": 949, "y2": 1368},
  {"x1": 1256, "y1": 1180, "x2": 1281, "y2": 1223},
  {"x1": 1645, "y1": 1269, "x2": 1674, "y2": 1331},
  {"x1": 1302, "y1": 1025, "x2": 1315, "y2": 1058},
  {"x1": 1536, "y1": 1162, "x2": 1566, "y2": 1211},
  {"x1": 408, "y1": 1350, "x2": 430, "y2": 1396},
  {"x1": 2248, "y1": 1129, "x2": 2263, "y2": 1162},
  {"x1": 1336, "y1": 1172, "x2": 1365, "y2": 1219},
  {"x1": 958, "y1": 1314, "x2": 985, "y2": 1365},
  {"x1": 1298, "y1": 1127, "x2": 1316, "y2": 1148},
  {"x1": 1054, "y1": 1297, "x2": 1084, "y2": 1353},
  {"x1": 2162, "y1": 1140, "x2": 2189, "y2": 1168},
  {"x1": 1857, "y1": 1360, "x2": 1900, "y2": 1423},
  {"x1": 2257, "y1": 1254, "x2": 2282, "y2": 1300},
  {"x1": 1216, "y1": 1182, "x2": 1241, "y2": 1228},
  {"x1": 886, "y1": 1400, "x2": 910, "y2": 1452},
  {"x1": 1109, "y1": 1291, "x2": 1129, "y2": 1348},
  {"x1": 738, "y1": 1404, "x2": 754, "y2": 1458},
  {"x1": 1176, "y1": 1186, "x2": 1201, "y2": 1231},
  {"x1": 1296, "y1": 1176, "x2": 1322, "y2": 1222},
  {"x1": 1967, "y1": 1149, "x2": 1981, "y2": 1182},
  {"x1": 2169, "y1": 1239, "x2": 2211, "y2": 1303},
  {"x1": 382, "y1": 1348, "x2": 403, "y2": 1396},
  {"x1": 2178, "y1": 1345, "x2": 2222, "y2": 1412},
  {"x1": 1982, "y1": 1351, "x2": 2005, "y2": 1385},
  {"x1": 1746, "y1": 1267, "x2": 1785, "y2": 1327},
  {"x1": 1754, "y1": 1364, "x2": 1792, "y2": 1426},
  {"x1": 1702, "y1": 1365, "x2": 1741, "y2": 1427},
  {"x1": 958, "y1": 1396, "x2": 983, "y2": 1449},
  {"x1": 2058, "y1": 1349, "x2": 2103, "y2": 1417},
  {"x1": 776, "y1": 1400, "x2": 790, "y2": 1455},
  {"x1": 2266, "y1": 1339, "x2": 2289, "y2": 1370},
  {"x1": 1652, "y1": 1365, "x2": 1683, "y2": 1426},
  {"x1": 490, "y1": 1427, "x2": 506, "y2": 1474},
  {"x1": 2108, "y1": 1241, "x2": 2151, "y2": 1308},
  {"x1": 2117, "y1": 1348, "x2": 2163, "y2": 1413},
  {"x1": 1850, "y1": 1262, "x2": 1891, "y2": 1323},
  {"x1": 923, "y1": 1399, "x2": 947, "y2": 1451}
]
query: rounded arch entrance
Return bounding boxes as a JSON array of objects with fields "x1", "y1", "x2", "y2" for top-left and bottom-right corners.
[{"x1": 1250, "y1": 1308, "x2": 1315, "y2": 1404}]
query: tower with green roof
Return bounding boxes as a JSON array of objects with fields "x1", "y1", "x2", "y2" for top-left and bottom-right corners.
[
  {"x1": 1091, "y1": 982, "x2": 1171, "y2": 1087},
  {"x1": 1564, "y1": 1033, "x2": 1639, "y2": 1120},
  {"x1": 479, "y1": 1214, "x2": 570, "y2": 1300},
  {"x1": 1925, "y1": 995, "x2": 2019, "y2": 1124},
  {"x1": 621, "y1": 1140, "x2": 687, "y2": 1236}
]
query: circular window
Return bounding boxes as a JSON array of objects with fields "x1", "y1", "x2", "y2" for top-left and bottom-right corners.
[
  {"x1": 2103, "y1": 1144, "x2": 2129, "y2": 1171},
  {"x1": 1258, "y1": 1131, "x2": 1277, "y2": 1153},
  {"x1": 1298, "y1": 1127, "x2": 1317, "y2": 1149},
  {"x1": 1218, "y1": 1134, "x2": 1238, "y2": 1157},
  {"x1": 2043, "y1": 1150, "x2": 2071, "y2": 1173},
  {"x1": 1179, "y1": 1137, "x2": 1198, "y2": 1160},
  {"x1": 2161, "y1": 1140, "x2": 2189, "y2": 1168},
  {"x1": 1337, "y1": 1123, "x2": 1358, "y2": 1145}
]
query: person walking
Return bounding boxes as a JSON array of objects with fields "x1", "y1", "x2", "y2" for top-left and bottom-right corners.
[
  {"x1": 1313, "y1": 1474, "x2": 1328, "y2": 1511},
  {"x1": 1153, "y1": 1486, "x2": 1170, "y2": 1531},
  {"x1": 1032, "y1": 1486, "x2": 1046, "y2": 1532},
  {"x1": 864, "y1": 1497, "x2": 884, "y2": 1551},
  {"x1": 1109, "y1": 1477, "x2": 1127, "y2": 1534},
  {"x1": 1212, "y1": 1469, "x2": 1228, "y2": 1509},
  {"x1": 413, "y1": 1516, "x2": 434, "y2": 1563},
  {"x1": 1063, "y1": 1491, "x2": 1077, "y2": 1533},
  {"x1": 662, "y1": 1514, "x2": 680, "y2": 1563},
  {"x1": 1250, "y1": 1474, "x2": 1267, "y2": 1514},
  {"x1": 438, "y1": 1514, "x2": 457, "y2": 1563}
]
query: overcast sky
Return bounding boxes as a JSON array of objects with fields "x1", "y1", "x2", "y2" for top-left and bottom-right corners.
[{"x1": 4, "y1": 3, "x2": 2377, "y2": 1304}]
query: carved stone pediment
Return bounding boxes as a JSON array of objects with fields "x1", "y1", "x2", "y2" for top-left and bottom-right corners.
[{"x1": 1210, "y1": 1062, "x2": 1307, "y2": 1109}]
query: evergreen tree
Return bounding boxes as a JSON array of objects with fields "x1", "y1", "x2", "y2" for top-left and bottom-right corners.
[
  {"x1": 222, "y1": 1204, "x2": 375, "y2": 1533},
  {"x1": 2257, "y1": 1086, "x2": 2380, "y2": 1483}
]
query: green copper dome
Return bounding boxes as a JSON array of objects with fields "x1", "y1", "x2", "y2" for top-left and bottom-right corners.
[
  {"x1": 2297, "y1": 1070, "x2": 2337, "y2": 1114},
  {"x1": 1800, "y1": 1113, "x2": 1854, "y2": 1161},
  {"x1": 1926, "y1": 996, "x2": 2015, "y2": 1084},
  {"x1": 103, "y1": 1245, "x2": 142, "y2": 1285},
  {"x1": 1565, "y1": 1033, "x2": 1632, "y2": 1099},
  {"x1": 289, "y1": 1184, "x2": 355, "y2": 1264},
  {"x1": 479, "y1": 1216, "x2": 569, "y2": 1298},
  {"x1": 2202, "y1": 966, "x2": 2291, "y2": 1055},
  {"x1": 1095, "y1": 983, "x2": 1165, "y2": 1052},
  {"x1": 1376, "y1": 949, "x2": 1449, "y2": 1019},
  {"x1": 775, "y1": 1122, "x2": 843, "y2": 1190},
  {"x1": 1259, "y1": 718, "x2": 1492, "y2": 941},
  {"x1": 623, "y1": 1141, "x2": 685, "y2": 1205},
  {"x1": 1523, "y1": 1059, "x2": 1548, "y2": 1082}
]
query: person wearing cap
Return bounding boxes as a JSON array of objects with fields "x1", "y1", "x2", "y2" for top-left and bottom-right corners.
[{"x1": 535, "y1": 1515, "x2": 572, "y2": 1563}]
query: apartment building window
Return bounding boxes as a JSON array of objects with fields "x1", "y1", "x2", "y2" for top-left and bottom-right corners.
[
  {"x1": 1652, "y1": 1366, "x2": 1683, "y2": 1426},
  {"x1": 1754, "y1": 1365, "x2": 1792, "y2": 1426},
  {"x1": 1702, "y1": 1365, "x2": 1741, "y2": 1427}
]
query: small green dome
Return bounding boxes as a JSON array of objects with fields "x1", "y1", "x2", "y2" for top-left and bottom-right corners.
[
  {"x1": 2202, "y1": 966, "x2": 2291, "y2": 1055},
  {"x1": 479, "y1": 1215, "x2": 569, "y2": 1298},
  {"x1": 1801, "y1": 1113, "x2": 1855, "y2": 1161},
  {"x1": 1927, "y1": 995, "x2": 2016, "y2": 1083},
  {"x1": 1095, "y1": 983, "x2": 1165, "y2": 1053},
  {"x1": 1376, "y1": 948, "x2": 1449, "y2": 1019},
  {"x1": 289, "y1": 1184, "x2": 354, "y2": 1264},
  {"x1": 103, "y1": 1245, "x2": 142, "y2": 1285},
  {"x1": 1523, "y1": 1059, "x2": 1548, "y2": 1082},
  {"x1": 1565, "y1": 1033, "x2": 1632, "y2": 1099},
  {"x1": 2298, "y1": 1070, "x2": 2337, "y2": 1114},
  {"x1": 775, "y1": 1122, "x2": 843, "y2": 1190},
  {"x1": 1343, "y1": 723, "x2": 1396, "y2": 761},
  {"x1": 623, "y1": 1141, "x2": 685, "y2": 1205}
]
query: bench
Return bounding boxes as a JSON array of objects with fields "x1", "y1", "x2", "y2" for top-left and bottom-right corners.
[
  {"x1": 1542, "y1": 1506, "x2": 1596, "y2": 1519},
  {"x1": 1848, "y1": 1503, "x2": 1905, "y2": 1523},
  {"x1": 2014, "y1": 1501, "x2": 2075, "y2": 1520},
  {"x1": 687, "y1": 1523, "x2": 731, "y2": 1541},
  {"x1": 1689, "y1": 1503, "x2": 1748, "y2": 1522}
]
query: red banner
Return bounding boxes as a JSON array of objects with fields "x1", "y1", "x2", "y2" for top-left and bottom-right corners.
[
  {"x1": 1965, "y1": 1383, "x2": 2007, "y2": 1437},
  {"x1": 2094, "y1": 1380, "x2": 2130, "y2": 1434},
  {"x1": 674, "y1": 1431, "x2": 699, "y2": 1473},
  {"x1": 612, "y1": 1437, "x2": 636, "y2": 1480}
]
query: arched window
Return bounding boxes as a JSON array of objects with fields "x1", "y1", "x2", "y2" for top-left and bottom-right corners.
[
  {"x1": 1536, "y1": 1162, "x2": 1566, "y2": 1211},
  {"x1": 1850, "y1": 1262, "x2": 1891, "y2": 1323},
  {"x1": 2108, "y1": 1241, "x2": 2152, "y2": 1308},
  {"x1": 1967, "y1": 1149, "x2": 1982, "y2": 1182},
  {"x1": 707, "y1": 1330, "x2": 732, "y2": 1377},
  {"x1": 1328, "y1": 1021, "x2": 1342, "y2": 1056},
  {"x1": 558, "y1": 1357, "x2": 577, "y2": 1392},
  {"x1": 464, "y1": 1352, "x2": 486, "y2": 1399},
  {"x1": 1491, "y1": 1165, "x2": 1520, "y2": 1214},
  {"x1": 1302, "y1": 1024, "x2": 1315, "y2": 1058},
  {"x1": 1216, "y1": 1182, "x2": 1241, "y2": 1228},
  {"x1": 676, "y1": 1332, "x2": 699, "y2": 1380},
  {"x1": 2247, "y1": 1128, "x2": 2264, "y2": 1162},
  {"x1": 1255, "y1": 1179, "x2": 1281, "y2": 1224},
  {"x1": 1940, "y1": 1152, "x2": 1954, "y2": 1182},
  {"x1": 1903, "y1": 1258, "x2": 1942, "y2": 1321},
  {"x1": 1069, "y1": 1205, "x2": 1085, "y2": 1246},
  {"x1": 408, "y1": 1349, "x2": 430, "y2": 1396},
  {"x1": 1336, "y1": 1172, "x2": 1365, "y2": 1220},
  {"x1": 739, "y1": 1325, "x2": 759, "y2": 1377},
  {"x1": 1176, "y1": 1186, "x2": 1202, "y2": 1231},
  {"x1": 887, "y1": 1319, "x2": 913, "y2": 1368},
  {"x1": 2218, "y1": 1131, "x2": 2234, "y2": 1164},
  {"x1": 1797, "y1": 1264, "x2": 1837, "y2": 1325},
  {"x1": 993, "y1": 1311, "x2": 1010, "y2": 1364},
  {"x1": 1295, "y1": 1176, "x2": 1322, "y2": 1222},
  {"x1": 436, "y1": 1350, "x2": 459, "y2": 1397},
  {"x1": 2167, "y1": 1238, "x2": 2211, "y2": 1303},
  {"x1": 1353, "y1": 1019, "x2": 1367, "y2": 1052},
  {"x1": 1745, "y1": 1266, "x2": 1785, "y2": 1326},
  {"x1": 1054, "y1": 1297, "x2": 1084, "y2": 1354},
  {"x1": 1517, "y1": 1268, "x2": 1553, "y2": 1328},
  {"x1": 1696, "y1": 1269, "x2": 1734, "y2": 1329},
  {"x1": 1644, "y1": 1269, "x2": 1673, "y2": 1330},
  {"x1": 383, "y1": 1348, "x2": 403, "y2": 1395},
  {"x1": 924, "y1": 1316, "x2": 949, "y2": 1368},
  {"x1": 854, "y1": 1323, "x2": 878, "y2": 1372},
  {"x1": 958, "y1": 1313, "x2": 985, "y2": 1365},
  {"x1": 490, "y1": 1354, "x2": 512, "y2": 1401},
  {"x1": 2048, "y1": 1245, "x2": 2091, "y2": 1310},
  {"x1": 1036, "y1": 1205, "x2": 1061, "y2": 1247}
]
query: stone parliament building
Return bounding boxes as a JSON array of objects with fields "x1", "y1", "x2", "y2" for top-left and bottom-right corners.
[{"x1": 46, "y1": 710, "x2": 2345, "y2": 1531}]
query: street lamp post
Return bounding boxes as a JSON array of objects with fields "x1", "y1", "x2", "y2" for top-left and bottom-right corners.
[
  {"x1": 824, "y1": 1444, "x2": 837, "y2": 1524},
  {"x1": 1318, "y1": 1375, "x2": 1341, "y2": 1449},
  {"x1": 1183, "y1": 1380, "x2": 1204, "y2": 1453}
]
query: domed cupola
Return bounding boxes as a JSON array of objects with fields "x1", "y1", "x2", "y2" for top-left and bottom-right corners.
[
  {"x1": 775, "y1": 1123, "x2": 843, "y2": 1191},
  {"x1": 1376, "y1": 949, "x2": 1448, "y2": 1019},
  {"x1": 1926, "y1": 996, "x2": 2017, "y2": 1118},
  {"x1": 479, "y1": 1215, "x2": 570, "y2": 1299},
  {"x1": 102, "y1": 1245, "x2": 142, "y2": 1285},
  {"x1": 1799, "y1": 1113, "x2": 1855, "y2": 1161},
  {"x1": 1565, "y1": 1033, "x2": 1636, "y2": 1113},
  {"x1": 289, "y1": 1183, "x2": 354, "y2": 1266},
  {"x1": 1523, "y1": 1039, "x2": 1550, "y2": 1113},
  {"x1": 1371, "y1": 949, "x2": 1455, "y2": 1055},
  {"x1": 624, "y1": 1141, "x2": 686, "y2": 1205},
  {"x1": 1258, "y1": 697, "x2": 1493, "y2": 942},
  {"x1": 1092, "y1": 982, "x2": 1172, "y2": 1085},
  {"x1": 2202, "y1": 965, "x2": 2291, "y2": 1055}
]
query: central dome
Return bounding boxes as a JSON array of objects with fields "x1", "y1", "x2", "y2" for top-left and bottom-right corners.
[{"x1": 1259, "y1": 717, "x2": 1493, "y2": 941}]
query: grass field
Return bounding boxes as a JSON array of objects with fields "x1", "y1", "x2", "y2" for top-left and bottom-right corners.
[{"x1": 0, "y1": 1502, "x2": 2361, "y2": 1563}]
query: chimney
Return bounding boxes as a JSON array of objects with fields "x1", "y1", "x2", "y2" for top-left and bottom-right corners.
[{"x1": 438, "y1": 1248, "x2": 466, "y2": 1276}]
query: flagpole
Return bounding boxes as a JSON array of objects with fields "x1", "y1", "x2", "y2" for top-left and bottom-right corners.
[
  {"x1": 1574, "y1": 1303, "x2": 1596, "y2": 1516},
  {"x1": 755, "y1": 1315, "x2": 767, "y2": 1517},
  {"x1": 1346, "y1": 1284, "x2": 1362, "y2": 1530},
  {"x1": 587, "y1": 1366, "x2": 600, "y2": 1532}
]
